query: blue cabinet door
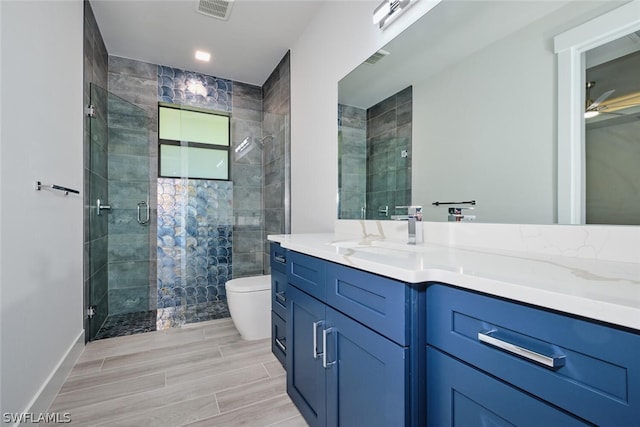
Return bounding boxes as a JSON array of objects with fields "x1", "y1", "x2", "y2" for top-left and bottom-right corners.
[
  {"x1": 427, "y1": 347, "x2": 590, "y2": 427},
  {"x1": 326, "y1": 307, "x2": 407, "y2": 427},
  {"x1": 287, "y1": 285, "x2": 327, "y2": 427}
]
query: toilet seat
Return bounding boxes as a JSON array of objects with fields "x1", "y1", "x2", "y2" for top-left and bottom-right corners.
[{"x1": 226, "y1": 275, "x2": 270, "y2": 293}]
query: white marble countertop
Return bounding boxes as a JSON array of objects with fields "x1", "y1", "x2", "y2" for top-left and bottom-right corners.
[{"x1": 268, "y1": 233, "x2": 640, "y2": 331}]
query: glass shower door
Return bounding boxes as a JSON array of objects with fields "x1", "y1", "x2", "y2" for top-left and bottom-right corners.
[{"x1": 87, "y1": 83, "x2": 150, "y2": 340}]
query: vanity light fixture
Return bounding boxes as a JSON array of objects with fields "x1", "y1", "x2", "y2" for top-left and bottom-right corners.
[
  {"x1": 373, "y1": 0, "x2": 417, "y2": 29},
  {"x1": 195, "y1": 50, "x2": 211, "y2": 62}
]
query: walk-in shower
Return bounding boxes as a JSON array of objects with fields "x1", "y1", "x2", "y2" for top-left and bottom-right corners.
[{"x1": 86, "y1": 83, "x2": 154, "y2": 340}]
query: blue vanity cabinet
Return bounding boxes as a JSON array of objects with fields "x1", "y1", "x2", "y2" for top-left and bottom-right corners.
[
  {"x1": 325, "y1": 305, "x2": 407, "y2": 427},
  {"x1": 270, "y1": 242, "x2": 288, "y2": 366},
  {"x1": 284, "y1": 250, "x2": 424, "y2": 427},
  {"x1": 426, "y1": 284, "x2": 640, "y2": 426},
  {"x1": 287, "y1": 285, "x2": 328, "y2": 427},
  {"x1": 427, "y1": 347, "x2": 590, "y2": 426}
]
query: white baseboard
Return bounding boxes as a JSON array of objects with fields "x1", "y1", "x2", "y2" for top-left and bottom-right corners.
[{"x1": 14, "y1": 330, "x2": 85, "y2": 426}]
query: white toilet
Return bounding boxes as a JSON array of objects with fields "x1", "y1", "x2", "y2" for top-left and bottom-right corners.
[{"x1": 225, "y1": 275, "x2": 272, "y2": 340}]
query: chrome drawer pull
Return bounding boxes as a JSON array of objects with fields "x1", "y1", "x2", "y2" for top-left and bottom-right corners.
[
  {"x1": 478, "y1": 330, "x2": 566, "y2": 368},
  {"x1": 275, "y1": 337, "x2": 286, "y2": 352},
  {"x1": 274, "y1": 255, "x2": 286, "y2": 263}
]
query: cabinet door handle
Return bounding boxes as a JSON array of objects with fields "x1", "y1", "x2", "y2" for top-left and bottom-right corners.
[
  {"x1": 275, "y1": 337, "x2": 286, "y2": 352},
  {"x1": 323, "y1": 327, "x2": 336, "y2": 369},
  {"x1": 275, "y1": 291, "x2": 287, "y2": 305},
  {"x1": 274, "y1": 255, "x2": 286, "y2": 263},
  {"x1": 313, "y1": 321, "x2": 324, "y2": 359},
  {"x1": 478, "y1": 330, "x2": 566, "y2": 368}
]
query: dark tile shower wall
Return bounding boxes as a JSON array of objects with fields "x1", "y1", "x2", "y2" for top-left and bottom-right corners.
[
  {"x1": 262, "y1": 52, "x2": 291, "y2": 273},
  {"x1": 106, "y1": 95, "x2": 150, "y2": 314},
  {"x1": 84, "y1": 1, "x2": 109, "y2": 339},
  {"x1": 231, "y1": 82, "x2": 265, "y2": 277},
  {"x1": 366, "y1": 86, "x2": 412, "y2": 219},
  {"x1": 108, "y1": 58, "x2": 158, "y2": 313},
  {"x1": 338, "y1": 104, "x2": 367, "y2": 219}
]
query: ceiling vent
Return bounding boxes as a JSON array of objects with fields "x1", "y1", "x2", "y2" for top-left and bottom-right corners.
[
  {"x1": 365, "y1": 49, "x2": 390, "y2": 65},
  {"x1": 195, "y1": 0, "x2": 234, "y2": 20}
]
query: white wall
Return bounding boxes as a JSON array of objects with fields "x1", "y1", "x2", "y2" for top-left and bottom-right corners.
[
  {"x1": 0, "y1": 0, "x2": 84, "y2": 417},
  {"x1": 289, "y1": 0, "x2": 436, "y2": 233}
]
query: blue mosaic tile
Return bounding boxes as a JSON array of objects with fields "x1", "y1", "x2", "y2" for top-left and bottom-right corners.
[
  {"x1": 157, "y1": 178, "x2": 233, "y2": 309},
  {"x1": 157, "y1": 65, "x2": 232, "y2": 112},
  {"x1": 156, "y1": 67, "x2": 237, "y2": 317}
]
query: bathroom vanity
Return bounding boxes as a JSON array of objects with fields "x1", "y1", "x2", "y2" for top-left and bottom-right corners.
[{"x1": 269, "y1": 228, "x2": 640, "y2": 427}]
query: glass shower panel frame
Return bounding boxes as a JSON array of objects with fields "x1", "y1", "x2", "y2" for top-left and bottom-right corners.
[{"x1": 87, "y1": 83, "x2": 151, "y2": 340}]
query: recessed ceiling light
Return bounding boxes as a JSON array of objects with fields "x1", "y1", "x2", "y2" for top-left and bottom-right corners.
[{"x1": 195, "y1": 50, "x2": 211, "y2": 62}]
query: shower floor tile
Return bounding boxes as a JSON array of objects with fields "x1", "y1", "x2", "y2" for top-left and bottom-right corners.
[
  {"x1": 94, "y1": 310, "x2": 157, "y2": 340},
  {"x1": 157, "y1": 300, "x2": 230, "y2": 330}
]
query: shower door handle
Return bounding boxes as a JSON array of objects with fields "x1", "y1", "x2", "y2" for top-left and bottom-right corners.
[
  {"x1": 137, "y1": 201, "x2": 150, "y2": 225},
  {"x1": 96, "y1": 198, "x2": 111, "y2": 216}
]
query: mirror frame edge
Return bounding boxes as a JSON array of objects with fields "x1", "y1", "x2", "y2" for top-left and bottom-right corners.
[{"x1": 555, "y1": 1, "x2": 640, "y2": 224}]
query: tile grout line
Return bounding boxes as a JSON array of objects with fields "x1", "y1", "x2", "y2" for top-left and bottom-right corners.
[
  {"x1": 55, "y1": 371, "x2": 163, "y2": 398},
  {"x1": 211, "y1": 391, "x2": 291, "y2": 417},
  {"x1": 167, "y1": 362, "x2": 273, "y2": 390},
  {"x1": 264, "y1": 414, "x2": 303, "y2": 427},
  {"x1": 261, "y1": 362, "x2": 273, "y2": 378}
]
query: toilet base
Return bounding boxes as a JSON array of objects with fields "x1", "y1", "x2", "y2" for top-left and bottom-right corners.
[{"x1": 225, "y1": 275, "x2": 272, "y2": 341}]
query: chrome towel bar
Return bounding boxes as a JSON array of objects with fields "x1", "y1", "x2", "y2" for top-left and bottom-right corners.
[
  {"x1": 432, "y1": 200, "x2": 475, "y2": 206},
  {"x1": 35, "y1": 181, "x2": 80, "y2": 196}
]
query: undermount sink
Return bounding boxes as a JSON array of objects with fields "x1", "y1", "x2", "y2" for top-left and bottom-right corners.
[{"x1": 328, "y1": 239, "x2": 435, "y2": 254}]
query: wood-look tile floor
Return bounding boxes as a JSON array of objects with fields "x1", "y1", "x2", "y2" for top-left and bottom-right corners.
[{"x1": 48, "y1": 318, "x2": 308, "y2": 426}]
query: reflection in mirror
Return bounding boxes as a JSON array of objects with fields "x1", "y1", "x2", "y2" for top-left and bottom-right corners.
[
  {"x1": 585, "y1": 37, "x2": 640, "y2": 224},
  {"x1": 338, "y1": 87, "x2": 412, "y2": 220},
  {"x1": 555, "y1": 0, "x2": 640, "y2": 225},
  {"x1": 338, "y1": 0, "x2": 638, "y2": 224}
]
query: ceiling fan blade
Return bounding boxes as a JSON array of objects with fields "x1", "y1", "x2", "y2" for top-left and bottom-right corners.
[{"x1": 588, "y1": 89, "x2": 615, "y2": 110}]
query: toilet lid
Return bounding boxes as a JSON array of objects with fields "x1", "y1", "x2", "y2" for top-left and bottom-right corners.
[{"x1": 225, "y1": 275, "x2": 271, "y2": 293}]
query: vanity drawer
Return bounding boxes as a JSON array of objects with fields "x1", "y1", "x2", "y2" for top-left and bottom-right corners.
[
  {"x1": 287, "y1": 251, "x2": 326, "y2": 301},
  {"x1": 426, "y1": 284, "x2": 640, "y2": 426},
  {"x1": 326, "y1": 263, "x2": 411, "y2": 346},
  {"x1": 271, "y1": 269, "x2": 287, "y2": 320},
  {"x1": 270, "y1": 242, "x2": 287, "y2": 274}
]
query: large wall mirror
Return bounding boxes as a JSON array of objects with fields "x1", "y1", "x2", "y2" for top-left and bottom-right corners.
[{"x1": 338, "y1": 0, "x2": 640, "y2": 225}]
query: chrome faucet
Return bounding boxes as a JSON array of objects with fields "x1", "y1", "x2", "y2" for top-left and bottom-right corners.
[
  {"x1": 448, "y1": 207, "x2": 475, "y2": 222},
  {"x1": 393, "y1": 206, "x2": 423, "y2": 244}
]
